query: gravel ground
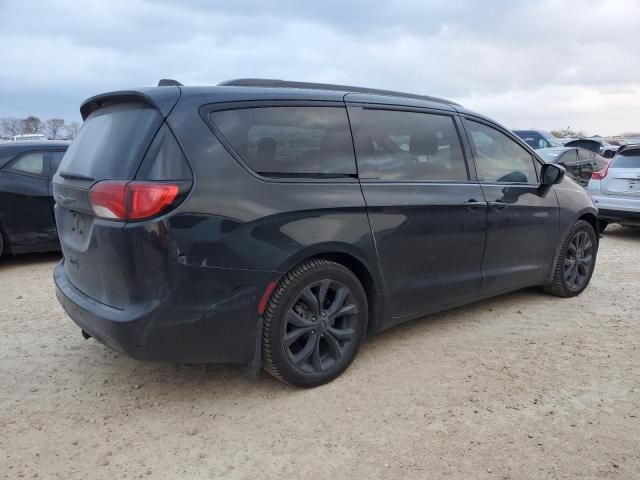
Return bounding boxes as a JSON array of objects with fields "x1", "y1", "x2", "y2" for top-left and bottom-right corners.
[{"x1": 1, "y1": 226, "x2": 639, "y2": 479}]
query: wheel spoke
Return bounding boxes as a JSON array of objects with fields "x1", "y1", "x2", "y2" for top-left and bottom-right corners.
[
  {"x1": 284, "y1": 325, "x2": 315, "y2": 346},
  {"x1": 324, "y1": 331, "x2": 343, "y2": 360},
  {"x1": 290, "y1": 334, "x2": 317, "y2": 367},
  {"x1": 300, "y1": 287, "x2": 320, "y2": 316},
  {"x1": 330, "y1": 303, "x2": 357, "y2": 321},
  {"x1": 326, "y1": 287, "x2": 348, "y2": 317},
  {"x1": 317, "y1": 279, "x2": 331, "y2": 309},
  {"x1": 287, "y1": 310, "x2": 313, "y2": 328},
  {"x1": 311, "y1": 335, "x2": 322, "y2": 372},
  {"x1": 568, "y1": 264, "x2": 579, "y2": 286},
  {"x1": 327, "y1": 326, "x2": 356, "y2": 341}
]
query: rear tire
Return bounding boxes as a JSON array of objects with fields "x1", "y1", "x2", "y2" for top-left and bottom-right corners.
[
  {"x1": 262, "y1": 259, "x2": 368, "y2": 388},
  {"x1": 544, "y1": 220, "x2": 597, "y2": 298}
]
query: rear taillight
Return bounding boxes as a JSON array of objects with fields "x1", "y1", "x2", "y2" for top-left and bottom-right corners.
[
  {"x1": 592, "y1": 160, "x2": 611, "y2": 180},
  {"x1": 89, "y1": 180, "x2": 187, "y2": 221}
]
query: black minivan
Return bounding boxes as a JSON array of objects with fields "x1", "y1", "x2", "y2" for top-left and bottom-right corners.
[{"x1": 54, "y1": 79, "x2": 599, "y2": 387}]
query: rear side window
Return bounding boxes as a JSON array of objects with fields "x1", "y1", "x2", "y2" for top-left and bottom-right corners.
[
  {"x1": 349, "y1": 108, "x2": 468, "y2": 181},
  {"x1": 613, "y1": 151, "x2": 640, "y2": 169},
  {"x1": 57, "y1": 103, "x2": 162, "y2": 180},
  {"x1": 466, "y1": 120, "x2": 538, "y2": 183},
  {"x1": 6, "y1": 151, "x2": 46, "y2": 176},
  {"x1": 210, "y1": 106, "x2": 356, "y2": 176}
]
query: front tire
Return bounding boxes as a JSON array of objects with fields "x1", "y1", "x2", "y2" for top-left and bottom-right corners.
[
  {"x1": 262, "y1": 259, "x2": 368, "y2": 387},
  {"x1": 545, "y1": 220, "x2": 597, "y2": 297}
]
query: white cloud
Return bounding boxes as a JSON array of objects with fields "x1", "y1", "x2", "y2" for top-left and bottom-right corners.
[{"x1": 0, "y1": 0, "x2": 638, "y2": 134}]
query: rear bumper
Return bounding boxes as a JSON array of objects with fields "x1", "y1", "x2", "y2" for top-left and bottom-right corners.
[
  {"x1": 592, "y1": 193, "x2": 640, "y2": 223},
  {"x1": 54, "y1": 260, "x2": 273, "y2": 364}
]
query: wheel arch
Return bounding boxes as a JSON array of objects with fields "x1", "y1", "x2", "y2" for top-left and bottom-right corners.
[
  {"x1": 546, "y1": 209, "x2": 599, "y2": 285},
  {"x1": 578, "y1": 212, "x2": 599, "y2": 237},
  {"x1": 276, "y1": 244, "x2": 387, "y2": 334}
]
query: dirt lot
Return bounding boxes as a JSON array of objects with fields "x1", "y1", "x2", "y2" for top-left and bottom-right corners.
[{"x1": 1, "y1": 226, "x2": 639, "y2": 480}]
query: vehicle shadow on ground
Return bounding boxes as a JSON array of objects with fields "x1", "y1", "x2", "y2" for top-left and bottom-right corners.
[
  {"x1": 73, "y1": 286, "x2": 551, "y2": 398},
  {"x1": 0, "y1": 251, "x2": 61, "y2": 271},
  {"x1": 602, "y1": 225, "x2": 640, "y2": 240}
]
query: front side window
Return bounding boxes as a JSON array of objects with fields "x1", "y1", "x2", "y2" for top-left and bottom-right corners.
[
  {"x1": 210, "y1": 106, "x2": 356, "y2": 176},
  {"x1": 465, "y1": 120, "x2": 538, "y2": 183},
  {"x1": 5, "y1": 151, "x2": 46, "y2": 176},
  {"x1": 348, "y1": 108, "x2": 468, "y2": 181}
]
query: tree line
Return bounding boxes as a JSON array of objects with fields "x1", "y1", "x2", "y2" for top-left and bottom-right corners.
[{"x1": 0, "y1": 116, "x2": 80, "y2": 140}]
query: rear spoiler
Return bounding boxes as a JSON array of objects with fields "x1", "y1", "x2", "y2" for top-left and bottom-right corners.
[{"x1": 80, "y1": 87, "x2": 181, "y2": 120}]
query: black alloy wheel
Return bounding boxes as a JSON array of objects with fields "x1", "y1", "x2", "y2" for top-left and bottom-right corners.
[
  {"x1": 262, "y1": 259, "x2": 368, "y2": 387},
  {"x1": 564, "y1": 230, "x2": 594, "y2": 290},
  {"x1": 283, "y1": 279, "x2": 358, "y2": 374},
  {"x1": 545, "y1": 220, "x2": 597, "y2": 297}
]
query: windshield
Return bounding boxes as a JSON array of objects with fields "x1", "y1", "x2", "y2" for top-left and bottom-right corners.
[
  {"x1": 613, "y1": 151, "x2": 640, "y2": 169},
  {"x1": 540, "y1": 132, "x2": 563, "y2": 147},
  {"x1": 56, "y1": 102, "x2": 162, "y2": 180}
]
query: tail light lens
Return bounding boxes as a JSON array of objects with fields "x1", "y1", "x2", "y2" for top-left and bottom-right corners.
[
  {"x1": 89, "y1": 180, "x2": 188, "y2": 221},
  {"x1": 591, "y1": 160, "x2": 611, "y2": 180}
]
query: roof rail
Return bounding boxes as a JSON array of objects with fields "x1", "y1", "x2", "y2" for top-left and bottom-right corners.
[
  {"x1": 218, "y1": 78, "x2": 459, "y2": 106},
  {"x1": 158, "y1": 78, "x2": 183, "y2": 87}
]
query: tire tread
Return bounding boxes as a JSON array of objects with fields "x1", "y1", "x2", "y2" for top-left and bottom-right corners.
[{"x1": 261, "y1": 258, "x2": 367, "y2": 386}]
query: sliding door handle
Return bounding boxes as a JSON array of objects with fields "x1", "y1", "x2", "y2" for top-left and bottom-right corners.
[
  {"x1": 463, "y1": 199, "x2": 487, "y2": 212},
  {"x1": 488, "y1": 200, "x2": 508, "y2": 211}
]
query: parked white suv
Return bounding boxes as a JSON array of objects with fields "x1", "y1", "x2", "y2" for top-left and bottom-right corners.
[{"x1": 588, "y1": 145, "x2": 640, "y2": 231}]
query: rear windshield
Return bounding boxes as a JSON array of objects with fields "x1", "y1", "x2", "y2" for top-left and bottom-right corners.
[
  {"x1": 210, "y1": 106, "x2": 356, "y2": 176},
  {"x1": 57, "y1": 102, "x2": 162, "y2": 180},
  {"x1": 612, "y1": 151, "x2": 640, "y2": 169}
]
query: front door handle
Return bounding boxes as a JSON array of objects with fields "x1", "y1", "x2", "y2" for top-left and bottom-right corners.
[
  {"x1": 463, "y1": 199, "x2": 487, "y2": 212},
  {"x1": 488, "y1": 200, "x2": 509, "y2": 211}
]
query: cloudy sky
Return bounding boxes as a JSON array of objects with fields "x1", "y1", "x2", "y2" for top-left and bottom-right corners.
[{"x1": 1, "y1": 0, "x2": 639, "y2": 135}]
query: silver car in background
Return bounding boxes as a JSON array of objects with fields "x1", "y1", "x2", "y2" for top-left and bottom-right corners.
[{"x1": 588, "y1": 145, "x2": 640, "y2": 231}]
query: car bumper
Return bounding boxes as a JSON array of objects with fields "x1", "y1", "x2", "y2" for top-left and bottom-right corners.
[
  {"x1": 54, "y1": 260, "x2": 273, "y2": 364},
  {"x1": 592, "y1": 194, "x2": 640, "y2": 222}
]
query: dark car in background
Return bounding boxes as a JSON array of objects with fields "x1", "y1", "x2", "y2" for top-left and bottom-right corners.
[
  {"x1": 513, "y1": 130, "x2": 563, "y2": 149},
  {"x1": 0, "y1": 141, "x2": 69, "y2": 257},
  {"x1": 537, "y1": 146, "x2": 608, "y2": 187},
  {"x1": 564, "y1": 139, "x2": 618, "y2": 159},
  {"x1": 53, "y1": 79, "x2": 599, "y2": 387}
]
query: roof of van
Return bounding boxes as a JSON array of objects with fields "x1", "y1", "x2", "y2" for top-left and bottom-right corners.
[{"x1": 80, "y1": 79, "x2": 466, "y2": 118}]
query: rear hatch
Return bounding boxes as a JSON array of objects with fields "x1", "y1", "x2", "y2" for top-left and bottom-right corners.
[
  {"x1": 601, "y1": 150, "x2": 640, "y2": 197},
  {"x1": 53, "y1": 91, "x2": 191, "y2": 309}
]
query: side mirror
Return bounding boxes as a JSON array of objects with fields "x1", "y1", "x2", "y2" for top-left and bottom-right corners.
[{"x1": 541, "y1": 163, "x2": 565, "y2": 186}]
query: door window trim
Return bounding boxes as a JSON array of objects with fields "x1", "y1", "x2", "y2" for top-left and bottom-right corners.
[
  {"x1": 345, "y1": 102, "x2": 475, "y2": 184},
  {"x1": 461, "y1": 115, "x2": 543, "y2": 186},
  {"x1": 200, "y1": 100, "x2": 359, "y2": 184}
]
